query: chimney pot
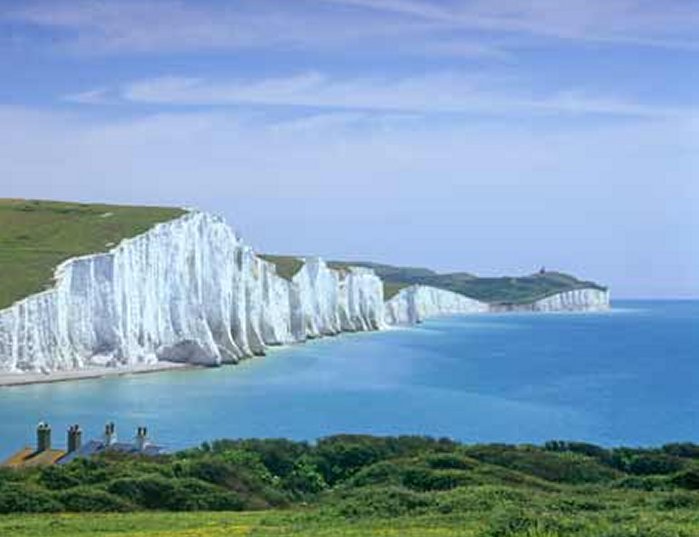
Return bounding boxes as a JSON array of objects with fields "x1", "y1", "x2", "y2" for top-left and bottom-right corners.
[
  {"x1": 36, "y1": 422, "x2": 51, "y2": 452},
  {"x1": 67, "y1": 424, "x2": 82, "y2": 453}
]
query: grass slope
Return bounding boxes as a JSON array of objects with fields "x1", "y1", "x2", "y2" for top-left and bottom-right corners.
[
  {"x1": 0, "y1": 199, "x2": 186, "y2": 310},
  {"x1": 3, "y1": 435, "x2": 699, "y2": 536},
  {"x1": 333, "y1": 261, "x2": 607, "y2": 304},
  {"x1": 259, "y1": 255, "x2": 305, "y2": 281}
]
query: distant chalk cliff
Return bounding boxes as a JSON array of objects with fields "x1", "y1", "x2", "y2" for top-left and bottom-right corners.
[
  {"x1": 385, "y1": 285, "x2": 488, "y2": 324},
  {"x1": 489, "y1": 289, "x2": 610, "y2": 313}
]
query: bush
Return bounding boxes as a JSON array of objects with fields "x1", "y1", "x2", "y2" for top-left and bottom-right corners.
[
  {"x1": 0, "y1": 482, "x2": 63, "y2": 513},
  {"x1": 425, "y1": 453, "x2": 477, "y2": 471},
  {"x1": 614, "y1": 475, "x2": 671, "y2": 491},
  {"x1": 464, "y1": 445, "x2": 619, "y2": 484},
  {"x1": 223, "y1": 439, "x2": 311, "y2": 478},
  {"x1": 168, "y1": 478, "x2": 246, "y2": 511},
  {"x1": 672, "y1": 469, "x2": 699, "y2": 490},
  {"x1": 314, "y1": 436, "x2": 387, "y2": 485},
  {"x1": 402, "y1": 467, "x2": 471, "y2": 491},
  {"x1": 627, "y1": 454, "x2": 685, "y2": 476},
  {"x1": 435, "y1": 486, "x2": 530, "y2": 514},
  {"x1": 282, "y1": 456, "x2": 327, "y2": 496},
  {"x1": 39, "y1": 465, "x2": 82, "y2": 490},
  {"x1": 107, "y1": 475, "x2": 245, "y2": 511},
  {"x1": 347, "y1": 461, "x2": 404, "y2": 488},
  {"x1": 662, "y1": 443, "x2": 699, "y2": 459},
  {"x1": 656, "y1": 491, "x2": 699, "y2": 510},
  {"x1": 107, "y1": 475, "x2": 180, "y2": 509},
  {"x1": 48, "y1": 457, "x2": 113, "y2": 486},
  {"x1": 329, "y1": 486, "x2": 433, "y2": 518},
  {"x1": 56, "y1": 486, "x2": 134, "y2": 512},
  {"x1": 483, "y1": 508, "x2": 563, "y2": 537}
]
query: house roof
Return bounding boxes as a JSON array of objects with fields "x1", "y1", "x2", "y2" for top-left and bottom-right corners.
[
  {"x1": 56, "y1": 439, "x2": 165, "y2": 465},
  {"x1": 2, "y1": 446, "x2": 67, "y2": 468}
]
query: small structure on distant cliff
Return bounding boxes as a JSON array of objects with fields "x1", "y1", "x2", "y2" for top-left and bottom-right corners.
[{"x1": 2, "y1": 421, "x2": 165, "y2": 468}]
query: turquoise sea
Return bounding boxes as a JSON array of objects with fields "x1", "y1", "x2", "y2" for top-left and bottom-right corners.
[{"x1": 0, "y1": 300, "x2": 696, "y2": 459}]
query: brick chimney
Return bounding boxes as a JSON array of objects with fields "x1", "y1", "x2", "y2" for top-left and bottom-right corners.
[
  {"x1": 67, "y1": 424, "x2": 82, "y2": 453},
  {"x1": 36, "y1": 422, "x2": 51, "y2": 452}
]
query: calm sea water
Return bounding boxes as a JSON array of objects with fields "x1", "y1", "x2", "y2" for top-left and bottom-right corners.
[{"x1": 0, "y1": 300, "x2": 697, "y2": 458}]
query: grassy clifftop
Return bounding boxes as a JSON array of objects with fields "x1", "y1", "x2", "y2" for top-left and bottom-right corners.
[
  {"x1": 333, "y1": 261, "x2": 607, "y2": 304},
  {"x1": 259, "y1": 254, "x2": 305, "y2": 281},
  {"x1": 0, "y1": 199, "x2": 186, "y2": 310},
  {"x1": 0, "y1": 199, "x2": 606, "y2": 310}
]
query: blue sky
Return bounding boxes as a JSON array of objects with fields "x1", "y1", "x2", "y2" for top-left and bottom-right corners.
[{"x1": 1, "y1": 0, "x2": 697, "y2": 298}]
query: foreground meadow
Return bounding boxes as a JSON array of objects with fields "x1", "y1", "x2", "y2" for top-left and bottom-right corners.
[{"x1": 3, "y1": 436, "x2": 699, "y2": 536}]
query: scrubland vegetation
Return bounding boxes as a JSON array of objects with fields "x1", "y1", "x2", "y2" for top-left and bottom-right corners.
[{"x1": 3, "y1": 435, "x2": 699, "y2": 535}]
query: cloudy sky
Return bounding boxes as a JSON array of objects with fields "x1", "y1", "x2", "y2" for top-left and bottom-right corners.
[{"x1": 1, "y1": 0, "x2": 697, "y2": 298}]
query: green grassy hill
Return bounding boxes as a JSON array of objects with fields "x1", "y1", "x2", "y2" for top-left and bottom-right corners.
[
  {"x1": 2, "y1": 435, "x2": 699, "y2": 536},
  {"x1": 0, "y1": 198, "x2": 605, "y2": 310},
  {"x1": 259, "y1": 255, "x2": 305, "y2": 281},
  {"x1": 0, "y1": 199, "x2": 186, "y2": 310},
  {"x1": 331, "y1": 261, "x2": 607, "y2": 304}
]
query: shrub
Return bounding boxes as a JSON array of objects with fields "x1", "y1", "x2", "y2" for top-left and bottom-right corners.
[
  {"x1": 0, "y1": 482, "x2": 63, "y2": 513},
  {"x1": 107, "y1": 475, "x2": 246, "y2": 511},
  {"x1": 282, "y1": 456, "x2": 327, "y2": 496},
  {"x1": 425, "y1": 453, "x2": 477, "y2": 471},
  {"x1": 435, "y1": 486, "x2": 530, "y2": 514},
  {"x1": 464, "y1": 445, "x2": 619, "y2": 484},
  {"x1": 402, "y1": 467, "x2": 471, "y2": 491},
  {"x1": 168, "y1": 478, "x2": 246, "y2": 511},
  {"x1": 329, "y1": 486, "x2": 433, "y2": 518},
  {"x1": 662, "y1": 443, "x2": 699, "y2": 459},
  {"x1": 107, "y1": 475, "x2": 180, "y2": 509},
  {"x1": 627, "y1": 454, "x2": 685, "y2": 476},
  {"x1": 483, "y1": 508, "x2": 560, "y2": 537},
  {"x1": 39, "y1": 465, "x2": 82, "y2": 490},
  {"x1": 656, "y1": 491, "x2": 699, "y2": 510},
  {"x1": 314, "y1": 436, "x2": 387, "y2": 485},
  {"x1": 56, "y1": 486, "x2": 134, "y2": 512},
  {"x1": 347, "y1": 461, "x2": 404, "y2": 488},
  {"x1": 672, "y1": 469, "x2": 699, "y2": 490},
  {"x1": 225, "y1": 439, "x2": 311, "y2": 478}
]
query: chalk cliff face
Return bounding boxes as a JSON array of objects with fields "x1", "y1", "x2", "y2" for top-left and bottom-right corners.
[
  {"x1": 0, "y1": 212, "x2": 386, "y2": 373},
  {"x1": 385, "y1": 285, "x2": 489, "y2": 325},
  {"x1": 0, "y1": 210, "x2": 611, "y2": 375},
  {"x1": 489, "y1": 289, "x2": 611, "y2": 313}
]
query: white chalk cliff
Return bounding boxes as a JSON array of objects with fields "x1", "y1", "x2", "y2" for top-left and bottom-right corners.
[
  {"x1": 0, "y1": 212, "x2": 386, "y2": 373},
  {"x1": 0, "y1": 211, "x2": 610, "y2": 374},
  {"x1": 488, "y1": 288, "x2": 611, "y2": 313},
  {"x1": 385, "y1": 285, "x2": 489, "y2": 325}
]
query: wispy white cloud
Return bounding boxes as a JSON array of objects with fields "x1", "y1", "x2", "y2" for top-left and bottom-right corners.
[
  {"x1": 1, "y1": 104, "x2": 696, "y2": 296},
  {"x1": 3, "y1": 0, "x2": 459, "y2": 56},
  {"x1": 5, "y1": 0, "x2": 698, "y2": 56},
  {"x1": 63, "y1": 88, "x2": 113, "y2": 105},
  {"x1": 106, "y1": 72, "x2": 683, "y2": 119},
  {"x1": 326, "y1": 0, "x2": 699, "y2": 50}
]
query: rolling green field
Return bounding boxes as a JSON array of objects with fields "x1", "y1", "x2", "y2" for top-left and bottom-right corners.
[
  {"x1": 0, "y1": 199, "x2": 185, "y2": 310},
  {"x1": 5, "y1": 502, "x2": 699, "y2": 537},
  {"x1": 3, "y1": 436, "x2": 699, "y2": 536}
]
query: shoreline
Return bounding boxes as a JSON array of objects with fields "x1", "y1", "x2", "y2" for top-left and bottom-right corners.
[{"x1": 0, "y1": 361, "x2": 198, "y2": 388}]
